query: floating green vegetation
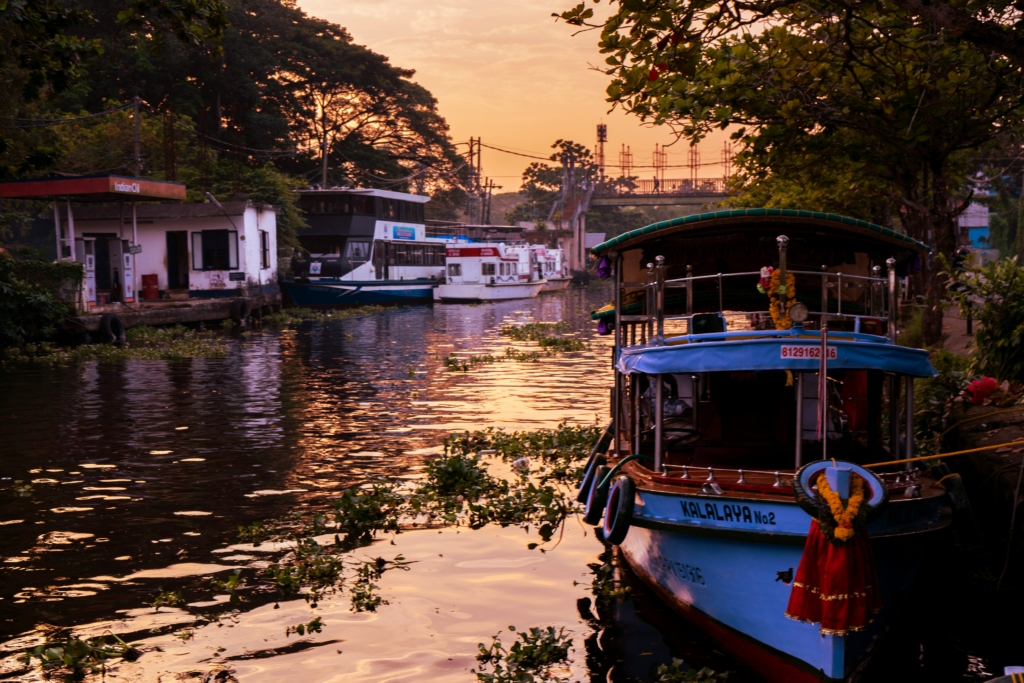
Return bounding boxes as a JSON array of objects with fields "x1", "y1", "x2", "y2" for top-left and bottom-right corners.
[
  {"x1": 500, "y1": 321, "x2": 587, "y2": 353},
  {"x1": 243, "y1": 424, "x2": 599, "y2": 618},
  {"x1": 473, "y1": 625, "x2": 573, "y2": 683},
  {"x1": 442, "y1": 323, "x2": 586, "y2": 372},
  {"x1": 0, "y1": 326, "x2": 227, "y2": 366},
  {"x1": 263, "y1": 305, "x2": 387, "y2": 326},
  {"x1": 655, "y1": 660, "x2": 730, "y2": 682},
  {"x1": 20, "y1": 634, "x2": 141, "y2": 674},
  {"x1": 285, "y1": 616, "x2": 323, "y2": 637},
  {"x1": 499, "y1": 321, "x2": 571, "y2": 341},
  {"x1": 151, "y1": 588, "x2": 184, "y2": 611}
]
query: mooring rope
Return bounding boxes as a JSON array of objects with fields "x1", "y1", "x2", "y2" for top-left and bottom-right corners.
[{"x1": 866, "y1": 439, "x2": 1024, "y2": 469}]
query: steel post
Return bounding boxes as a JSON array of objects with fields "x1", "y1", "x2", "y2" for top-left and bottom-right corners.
[
  {"x1": 655, "y1": 373, "x2": 664, "y2": 472},
  {"x1": 795, "y1": 372, "x2": 804, "y2": 468},
  {"x1": 887, "y1": 257, "x2": 897, "y2": 343},
  {"x1": 905, "y1": 376, "x2": 914, "y2": 470},
  {"x1": 655, "y1": 255, "x2": 665, "y2": 345}
]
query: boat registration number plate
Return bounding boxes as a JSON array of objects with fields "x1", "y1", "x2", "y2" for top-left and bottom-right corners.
[{"x1": 780, "y1": 345, "x2": 837, "y2": 360}]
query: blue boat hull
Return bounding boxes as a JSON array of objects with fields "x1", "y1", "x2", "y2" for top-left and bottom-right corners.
[
  {"x1": 281, "y1": 280, "x2": 435, "y2": 307},
  {"x1": 620, "y1": 483, "x2": 949, "y2": 682}
]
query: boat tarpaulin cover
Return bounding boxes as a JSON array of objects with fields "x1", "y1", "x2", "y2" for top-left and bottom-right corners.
[{"x1": 617, "y1": 337, "x2": 936, "y2": 377}]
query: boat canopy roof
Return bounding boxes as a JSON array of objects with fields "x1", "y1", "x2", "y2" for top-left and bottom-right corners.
[
  {"x1": 617, "y1": 331, "x2": 936, "y2": 378},
  {"x1": 591, "y1": 209, "x2": 928, "y2": 262}
]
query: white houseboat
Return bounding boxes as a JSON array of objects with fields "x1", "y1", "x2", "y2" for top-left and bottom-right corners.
[
  {"x1": 282, "y1": 188, "x2": 445, "y2": 307},
  {"x1": 434, "y1": 242, "x2": 545, "y2": 302},
  {"x1": 533, "y1": 245, "x2": 571, "y2": 292}
]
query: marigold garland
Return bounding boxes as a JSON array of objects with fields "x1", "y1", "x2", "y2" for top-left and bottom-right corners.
[
  {"x1": 768, "y1": 269, "x2": 796, "y2": 330},
  {"x1": 816, "y1": 473, "x2": 865, "y2": 543}
]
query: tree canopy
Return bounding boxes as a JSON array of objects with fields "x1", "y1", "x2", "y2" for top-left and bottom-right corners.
[
  {"x1": 559, "y1": 0, "x2": 1024, "y2": 343},
  {"x1": 1, "y1": 0, "x2": 466, "y2": 246}
]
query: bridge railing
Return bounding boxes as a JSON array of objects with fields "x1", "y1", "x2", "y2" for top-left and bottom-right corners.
[{"x1": 597, "y1": 177, "x2": 728, "y2": 197}]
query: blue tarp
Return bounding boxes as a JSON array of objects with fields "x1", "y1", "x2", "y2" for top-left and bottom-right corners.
[{"x1": 617, "y1": 336, "x2": 937, "y2": 377}]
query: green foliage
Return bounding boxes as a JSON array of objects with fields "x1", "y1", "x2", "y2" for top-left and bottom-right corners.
[
  {"x1": 285, "y1": 616, "x2": 322, "y2": 637},
  {"x1": 1, "y1": 330, "x2": 228, "y2": 366},
  {"x1": 20, "y1": 634, "x2": 140, "y2": 673},
  {"x1": 209, "y1": 569, "x2": 245, "y2": 606},
  {"x1": 264, "y1": 305, "x2": 387, "y2": 326},
  {"x1": 332, "y1": 481, "x2": 403, "y2": 545},
  {"x1": 0, "y1": 254, "x2": 81, "y2": 347},
  {"x1": 558, "y1": 0, "x2": 1024, "y2": 343},
  {"x1": 474, "y1": 626, "x2": 573, "y2": 683},
  {"x1": 499, "y1": 321, "x2": 570, "y2": 341},
  {"x1": 655, "y1": 659, "x2": 728, "y2": 683},
  {"x1": 897, "y1": 307, "x2": 925, "y2": 349},
  {"x1": 949, "y1": 257, "x2": 1024, "y2": 382},
  {"x1": 152, "y1": 588, "x2": 184, "y2": 611},
  {"x1": 914, "y1": 349, "x2": 972, "y2": 455}
]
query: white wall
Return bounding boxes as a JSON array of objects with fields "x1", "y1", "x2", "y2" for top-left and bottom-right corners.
[{"x1": 72, "y1": 204, "x2": 277, "y2": 295}]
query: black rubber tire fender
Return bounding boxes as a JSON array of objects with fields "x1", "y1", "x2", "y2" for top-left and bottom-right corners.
[
  {"x1": 583, "y1": 465, "x2": 610, "y2": 526},
  {"x1": 576, "y1": 454, "x2": 607, "y2": 504},
  {"x1": 602, "y1": 476, "x2": 636, "y2": 545},
  {"x1": 99, "y1": 313, "x2": 126, "y2": 345},
  {"x1": 231, "y1": 298, "x2": 251, "y2": 322},
  {"x1": 793, "y1": 460, "x2": 889, "y2": 523}
]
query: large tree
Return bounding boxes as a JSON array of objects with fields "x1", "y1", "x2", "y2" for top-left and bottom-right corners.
[{"x1": 560, "y1": 1, "x2": 1024, "y2": 344}]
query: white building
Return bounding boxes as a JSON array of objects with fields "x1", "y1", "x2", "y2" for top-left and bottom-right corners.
[{"x1": 60, "y1": 200, "x2": 277, "y2": 303}]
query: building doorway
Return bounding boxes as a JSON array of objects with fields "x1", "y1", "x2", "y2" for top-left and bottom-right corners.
[{"x1": 167, "y1": 231, "x2": 189, "y2": 290}]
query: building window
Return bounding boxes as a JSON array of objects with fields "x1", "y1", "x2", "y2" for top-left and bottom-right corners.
[
  {"x1": 448, "y1": 263, "x2": 461, "y2": 277},
  {"x1": 260, "y1": 230, "x2": 271, "y2": 269},
  {"x1": 482, "y1": 263, "x2": 495, "y2": 276},
  {"x1": 192, "y1": 230, "x2": 238, "y2": 270}
]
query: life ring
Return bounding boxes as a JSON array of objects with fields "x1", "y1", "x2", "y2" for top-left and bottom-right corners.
[
  {"x1": 793, "y1": 460, "x2": 889, "y2": 523},
  {"x1": 583, "y1": 465, "x2": 610, "y2": 526},
  {"x1": 577, "y1": 454, "x2": 607, "y2": 504},
  {"x1": 231, "y1": 298, "x2": 251, "y2": 322},
  {"x1": 602, "y1": 476, "x2": 635, "y2": 545},
  {"x1": 99, "y1": 313, "x2": 126, "y2": 345}
]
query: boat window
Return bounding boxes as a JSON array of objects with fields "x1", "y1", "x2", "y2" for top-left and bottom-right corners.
[
  {"x1": 301, "y1": 235, "x2": 344, "y2": 256},
  {"x1": 352, "y1": 196, "x2": 374, "y2": 214},
  {"x1": 511, "y1": 263, "x2": 518, "y2": 275},
  {"x1": 482, "y1": 263, "x2": 495, "y2": 276},
  {"x1": 344, "y1": 240, "x2": 371, "y2": 267},
  {"x1": 448, "y1": 263, "x2": 461, "y2": 277},
  {"x1": 426, "y1": 244, "x2": 445, "y2": 266}
]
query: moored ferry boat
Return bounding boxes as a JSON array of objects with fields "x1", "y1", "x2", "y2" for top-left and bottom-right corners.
[
  {"x1": 532, "y1": 244, "x2": 571, "y2": 292},
  {"x1": 580, "y1": 209, "x2": 949, "y2": 682},
  {"x1": 282, "y1": 188, "x2": 444, "y2": 307},
  {"x1": 434, "y1": 242, "x2": 545, "y2": 302}
]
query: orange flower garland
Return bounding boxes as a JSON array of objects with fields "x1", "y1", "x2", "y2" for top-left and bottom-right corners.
[
  {"x1": 816, "y1": 473, "x2": 865, "y2": 542},
  {"x1": 768, "y1": 269, "x2": 796, "y2": 330}
]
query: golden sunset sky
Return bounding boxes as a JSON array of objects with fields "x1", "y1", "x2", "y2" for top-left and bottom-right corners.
[{"x1": 296, "y1": 0, "x2": 729, "y2": 188}]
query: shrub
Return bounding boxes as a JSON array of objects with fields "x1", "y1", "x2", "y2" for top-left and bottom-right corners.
[
  {"x1": 0, "y1": 252, "x2": 82, "y2": 347},
  {"x1": 948, "y1": 257, "x2": 1024, "y2": 383}
]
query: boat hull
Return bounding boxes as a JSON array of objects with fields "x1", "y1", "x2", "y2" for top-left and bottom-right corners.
[
  {"x1": 541, "y1": 277, "x2": 571, "y2": 292},
  {"x1": 619, "y1": 485, "x2": 948, "y2": 682},
  {"x1": 281, "y1": 280, "x2": 435, "y2": 307},
  {"x1": 434, "y1": 281, "x2": 545, "y2": 302}
]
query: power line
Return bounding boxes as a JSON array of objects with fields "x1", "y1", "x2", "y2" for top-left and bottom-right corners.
[
  {"x1": 198, "y1": 132, "x2": 299, "y2": 157},
  {"x1": 0, "y1": 103, "x2": 134, "y2": 129}
]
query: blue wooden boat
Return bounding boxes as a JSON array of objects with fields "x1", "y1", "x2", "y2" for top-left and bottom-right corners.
[{"x1": 583, "y1": 209, "x2": 950, "y2": 682}]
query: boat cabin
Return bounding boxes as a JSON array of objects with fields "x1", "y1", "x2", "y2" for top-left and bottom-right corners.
[
  {"x1": 444, "y1": 243, "x2": 536, "y2": 285},
  {"x1": 593, "y1": 209, "x2": 933, "y2": 480}
]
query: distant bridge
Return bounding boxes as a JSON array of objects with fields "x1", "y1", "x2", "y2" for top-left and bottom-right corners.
[{"x1": 591, "y1": 177, "x2": 731, "y2": 207}]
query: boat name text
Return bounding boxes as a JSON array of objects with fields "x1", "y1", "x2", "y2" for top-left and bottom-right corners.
[{"x1": 679, "y1": 500, "x2": 777, "y2": 526}]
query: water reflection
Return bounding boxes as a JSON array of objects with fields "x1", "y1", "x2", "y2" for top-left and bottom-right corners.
[{"x1": 0, "y1": 287, "x2": 612, "y2": 639}]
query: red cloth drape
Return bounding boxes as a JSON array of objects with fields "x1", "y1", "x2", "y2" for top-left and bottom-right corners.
[{"x1": 785, "y1": 520, "x2": 882, "y2": 635}]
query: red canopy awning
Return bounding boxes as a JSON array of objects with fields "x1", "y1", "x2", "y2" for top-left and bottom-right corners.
[{"x1": 0, "y1": 174, "x2": 186, "y2": 202}]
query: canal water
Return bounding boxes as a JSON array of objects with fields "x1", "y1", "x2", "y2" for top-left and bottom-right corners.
[{"x1": 0, "y1": 285, "x2": 1014, "y2": 681}]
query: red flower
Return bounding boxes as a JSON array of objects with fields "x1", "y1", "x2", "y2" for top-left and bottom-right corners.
[
  {"x1": 648, "y1": 66, "x2": 660, "y2": 81},
  {"x1": 965, "y1": 377, "x2": 999, "y2": 405}
]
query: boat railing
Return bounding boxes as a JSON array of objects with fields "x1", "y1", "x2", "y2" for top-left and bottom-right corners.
[
  {"x1": 658, "y1": 463, "x2": 919, "y2": 494},
  {"x1": 613, "y1": 236, "x2": 899, "y2": 348}
]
